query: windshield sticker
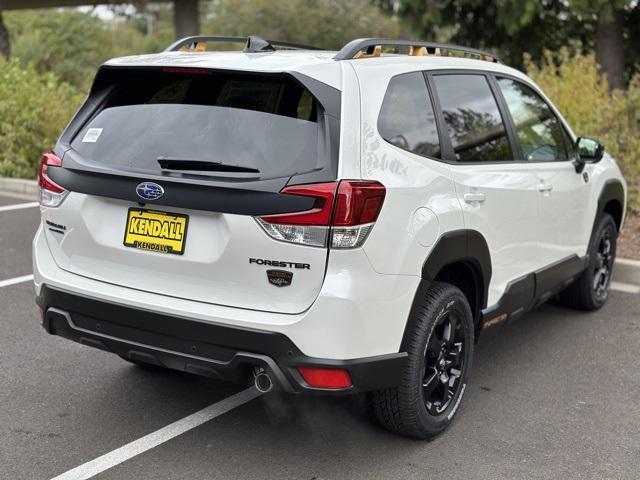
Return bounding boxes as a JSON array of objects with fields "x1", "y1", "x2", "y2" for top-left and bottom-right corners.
[{"x1": 82, "y1": 128, "x2": 103, "y2": 143}]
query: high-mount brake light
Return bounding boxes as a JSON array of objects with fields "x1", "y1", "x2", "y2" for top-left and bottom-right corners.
[
  {"x1": 38, "y1": 151, "x2": 68, "y2": 207},
  {"x1": 161, "y1": 66, "x2": 211, "y2": 75},
  {"x1": 256, "y1": 180, "x2": 386, "y2": 248}
]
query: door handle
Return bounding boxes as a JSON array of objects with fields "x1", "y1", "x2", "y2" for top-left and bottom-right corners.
[
  {"x1": 537, "y1": 183, "x2": 553, "y2": 193},
  {"x1": 463, "y1": 192, "x2": 486, "y2": 204}
]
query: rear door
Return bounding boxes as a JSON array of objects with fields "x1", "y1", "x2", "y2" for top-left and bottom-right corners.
[
  {"x1": 428, "y1": 72, "x2": 543, "y2": 307},
  {"x1": 44, "y1": 66, "x2": 340, "y2": 314}
]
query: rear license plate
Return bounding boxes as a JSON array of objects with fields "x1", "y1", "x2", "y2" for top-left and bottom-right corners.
[{"x1": 123, "y1": 208, "x2": 189, "y2": 255}]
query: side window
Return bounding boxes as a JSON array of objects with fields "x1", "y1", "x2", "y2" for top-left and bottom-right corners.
[
  {"x1": 433, "y1": 74, "x2": 512, "y2": 162},
  {"x1": 497, "y1": 78, "x2": 573, "y2": 162},
  {"x1": 378, "y1": 72, "x2": 441, "y2": 159}
]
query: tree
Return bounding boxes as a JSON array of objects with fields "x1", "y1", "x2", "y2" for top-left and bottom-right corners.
[
  {"x1": 203, "y1": 0, "x2": 404, "y2": 50},
  {"x1": 571, "y1": 0, "x2": 630, "y2": 90},
  {"x1": 398, "y1": 0, "x2": 637, "y2": 89},
  {"x1": 0, "y1": 9, "x2": 9, "y2": 59},
  {"x1": 399, "y1": 1, "x2": 575, "y2": 67}
]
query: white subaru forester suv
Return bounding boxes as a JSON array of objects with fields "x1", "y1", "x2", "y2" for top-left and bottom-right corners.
[{"x1": 34, "y1": 37, "x2": 627, "y2": 439}]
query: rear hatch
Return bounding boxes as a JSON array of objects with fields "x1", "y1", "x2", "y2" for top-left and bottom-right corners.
[{"x1": 45, "y1": 65, "x2": 341, "y2": 314}]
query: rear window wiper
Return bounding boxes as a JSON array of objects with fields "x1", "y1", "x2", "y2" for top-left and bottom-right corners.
[{"x1": 157, "y1": 157, "x2": 260, "y2": 174}]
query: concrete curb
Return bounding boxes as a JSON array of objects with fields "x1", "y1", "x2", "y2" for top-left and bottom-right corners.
[
  {"x1": 0, "y1": 177, "x2": 38, "y2": 200},
  {"x1": 617, "y1": 258, "x2": 640, "y2": 268}
]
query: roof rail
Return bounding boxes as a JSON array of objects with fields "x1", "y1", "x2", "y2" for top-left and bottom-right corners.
[
  {"x1": 164, "y1": 36, "x2": 323, "y2": 53},
  {"x1": 334, "y1": 38, "x2": 500, "y2": 63}
]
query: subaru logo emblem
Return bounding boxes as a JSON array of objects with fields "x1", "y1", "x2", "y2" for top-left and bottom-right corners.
[{"x1": 136, "y1": 182, "x2": 164, "y2": 201}]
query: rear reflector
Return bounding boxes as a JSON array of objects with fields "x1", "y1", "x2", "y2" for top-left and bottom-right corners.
[
  {"x1": 297, "y1": 367, "x2": 353, "y2": 389},
  {"x1": 256, "y1": 180, "x2": 385, "y2": 249},
  {"x1": 38, "y1": 151, "x2": 68, "y2": 207}
]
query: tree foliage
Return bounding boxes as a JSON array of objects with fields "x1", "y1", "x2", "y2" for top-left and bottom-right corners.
[
  {"x1": 526, "y1": 49, "x2": 640, "y2": 211},
  {"x1": 203, "y1": 0, "x2": 404, "y2": 50},
  {"x1": 4, "y1": 8, "x2": 173, "y2": 91},
  {"x1": 398, "y1": 0, "x2": 638, "y2": 84}
]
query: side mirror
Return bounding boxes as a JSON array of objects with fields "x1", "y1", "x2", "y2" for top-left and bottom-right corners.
[{"x1": 573, "y1": 137, "x2": 604, "y2": 173}]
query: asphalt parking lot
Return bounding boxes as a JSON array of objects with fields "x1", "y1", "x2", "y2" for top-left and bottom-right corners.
[{"x1": 1, "y1": 193, "x2": 639, "y2": 480}]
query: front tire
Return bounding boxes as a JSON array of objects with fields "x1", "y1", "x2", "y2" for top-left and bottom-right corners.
[
  {"x1": 558, "y1": 213, "x2": 617, "y2": 311},
  {"x1": 371, "y1": 282, "x2": 474, "y2": 439}
]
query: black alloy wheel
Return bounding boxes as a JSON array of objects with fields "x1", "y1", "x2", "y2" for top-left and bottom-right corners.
[
  {"x1": 593, "y1": 224, "x2": 614, "y2": 302},
  {"x1": 422, "y1": 310, "x2": 465, "y2": 415}
]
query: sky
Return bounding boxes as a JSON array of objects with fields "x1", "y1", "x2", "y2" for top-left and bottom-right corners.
[{"x1": 78, "y1": 5, "x2": 138, "y2": 20}]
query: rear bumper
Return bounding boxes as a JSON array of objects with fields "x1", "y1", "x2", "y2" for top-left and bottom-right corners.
[{"x1": 37, "y1": 285, "x2": 407, "y2": 395}]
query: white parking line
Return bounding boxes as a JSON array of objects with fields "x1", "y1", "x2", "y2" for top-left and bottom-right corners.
[
  {"x1": 610, "y1": 281, "x2": 640, "y2": 294},
  {"x1": 49, "y1": 387, "x2": 263, "y2": 480},
  {"x1": 0, "y1": 274, "x2": 34, "y2": 288},
  {"x1": 0, "y1": 201, "x2": 39, "y2": 213}
]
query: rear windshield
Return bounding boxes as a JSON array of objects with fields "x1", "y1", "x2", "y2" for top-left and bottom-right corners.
[{"x1": 71, "y1": 68, "x2": 321, "y2": 179}]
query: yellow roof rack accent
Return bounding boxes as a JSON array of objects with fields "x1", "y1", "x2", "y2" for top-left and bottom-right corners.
[{"x1": 335, "y1": 38, "x2": 500, "y2": 63}]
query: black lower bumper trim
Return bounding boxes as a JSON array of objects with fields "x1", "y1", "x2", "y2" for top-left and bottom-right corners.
[{"x1": 37, "y1": 286, "x2": 407, "y2": 395}]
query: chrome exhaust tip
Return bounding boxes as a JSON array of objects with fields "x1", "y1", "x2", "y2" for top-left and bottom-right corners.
[{"x1": 254, "y1": 368, "x2": 273, "y2": 393}]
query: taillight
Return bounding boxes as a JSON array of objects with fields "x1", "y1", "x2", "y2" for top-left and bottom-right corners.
[
  {"x1": 256, "y1": 180, "x2": 385, "y2": 249},
  {"x1": 331, "y1": 180, "x2": 386, "y2": 249},
  {"x1": 297, "y1": 367, "x2": 353, "y2": 389},
  {"x1": 38, "y1": 151, "x2": 68, "y2": 207}
]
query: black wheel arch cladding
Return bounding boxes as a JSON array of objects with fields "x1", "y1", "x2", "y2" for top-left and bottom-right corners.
[
  {"x1": 401, "y1": 230, "x2": 492, "y2": 350},
  {"x1": 596, "y1": 179, "x2": 625, "y2": 232}
]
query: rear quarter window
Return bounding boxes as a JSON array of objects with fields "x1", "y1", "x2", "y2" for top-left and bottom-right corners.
[{"x1": 377, "y1": 72, "x2": 441, "y2": 159}]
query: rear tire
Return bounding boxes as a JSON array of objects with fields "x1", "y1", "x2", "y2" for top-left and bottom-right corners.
[
  {"x1": 371, "y1": 282, "x2": 474, "y2": 439},
  {"x1": 558, "y1": 214, "x2": 617, "y2": 311}
]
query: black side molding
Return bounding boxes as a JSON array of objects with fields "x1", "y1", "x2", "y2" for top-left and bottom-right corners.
[{"x1": 481, "y1": 254, "x2": 587, "y2": 327}]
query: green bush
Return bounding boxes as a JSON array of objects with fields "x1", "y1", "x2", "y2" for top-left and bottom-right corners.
[
  {"x1": 525, "y1": 49, "x2": 640, "y2": 212},
  {"x1": 0, "y1": 58, "x2": 83, "y2": 178}
]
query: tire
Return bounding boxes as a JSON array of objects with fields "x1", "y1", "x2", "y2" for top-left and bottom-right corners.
[
  {"x1": 557, "y1": 213, "x2": 617, "y2": 311},
  {"x1": 371, "y1": 282, "x2": 474, "y2": 439}
]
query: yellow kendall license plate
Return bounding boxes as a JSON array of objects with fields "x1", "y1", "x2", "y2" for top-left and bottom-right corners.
[{"x1": 123, "y1": 208, "x2": 189, "y2": 255}]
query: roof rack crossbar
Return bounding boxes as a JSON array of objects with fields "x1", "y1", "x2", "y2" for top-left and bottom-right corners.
[
  {"x1": 334, "y1": 38, "x2": 500, "y2": 63},
  {"x1": 164, "y1": 36, "x2": 323, "y2": 53}
]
